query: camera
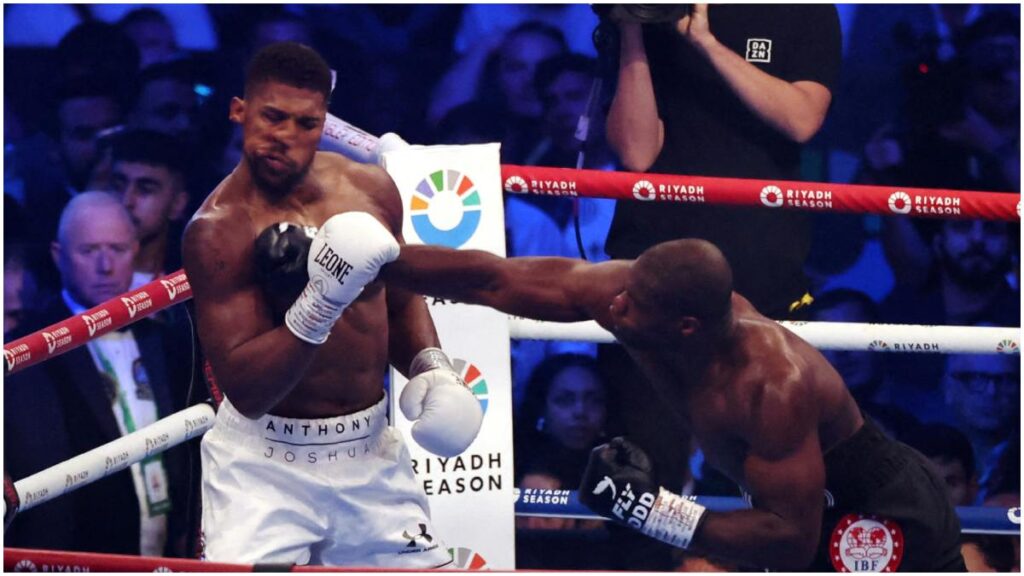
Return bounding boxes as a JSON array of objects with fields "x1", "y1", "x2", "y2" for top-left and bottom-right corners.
[{"x1": 591, "y1": 4, "x2": 692, "y2": 24}]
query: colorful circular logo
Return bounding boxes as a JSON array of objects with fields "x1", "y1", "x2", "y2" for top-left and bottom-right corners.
[
  {"x1": 410, "y1": 169, "x2": 481, "y2": 248},
  {"x1": 453, "y1": 358, "x2": 489, "y2": 415},
  {"x1": 867, "y1": 340, "x2": 889, "y2": 352},
  {"x1": 996, "y1": 339, "x2": 1019, "y2": 354},
  {"x1": 448, "y1": 547, "x2": 488, "y2": 570},
  {"x1": 829, "y1": 513, "x2": 904, "y2": 572}
]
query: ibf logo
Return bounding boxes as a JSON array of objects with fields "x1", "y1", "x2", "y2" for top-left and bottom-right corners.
[{"x1": 746, "y1": 38, "x2": 772, "y2": 63}]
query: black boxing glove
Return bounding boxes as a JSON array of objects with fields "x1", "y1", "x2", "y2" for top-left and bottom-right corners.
[
  {"x1": 254, "y1": 222, "x2": 317, "y2": 308},
  {"x1": 579, "y1": 437, "x2": 707, "y2": 549}
]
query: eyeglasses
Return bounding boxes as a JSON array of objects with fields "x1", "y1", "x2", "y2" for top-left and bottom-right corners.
[{"x1": 949, "y1": 371, "x2": 1020, "y2": 395}]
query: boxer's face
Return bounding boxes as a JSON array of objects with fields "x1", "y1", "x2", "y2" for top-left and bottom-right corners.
[
  {"x1": 609, "y1": 275, "x2": 672, "y2": 349},
  {"x1": 233, "y1": 81, "x2": 326, "y2": 193}
]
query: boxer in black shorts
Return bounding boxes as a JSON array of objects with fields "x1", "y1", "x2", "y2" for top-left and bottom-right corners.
[{"x1": 379, "y1": 238, "x2": 967, "y2": 571}]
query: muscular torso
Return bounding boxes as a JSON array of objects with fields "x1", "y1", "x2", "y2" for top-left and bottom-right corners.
[
  {"x1": 188, "y1": 153, "x2": 394, "y2": 417},
  {"x1": 594, "y1": 292, "x2": 862, "y2": 492}
]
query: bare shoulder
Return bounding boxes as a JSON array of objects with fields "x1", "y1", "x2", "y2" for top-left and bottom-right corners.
[
  {"x1": 737, "y1": 322, "x2": 818, "y2": 457},
  {"x1": 183, "y1": 201, "x2": 255, "y2": 292},
  {"x1": 317, "y1": 152, "x2": 402, "y2": 231},
  {"x1": 570, "y1": 259, "x2": 631, "y2": 325}
]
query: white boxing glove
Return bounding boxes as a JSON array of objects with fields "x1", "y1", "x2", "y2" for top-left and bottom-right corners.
[
  {"x1": 285, "y1": 211, "x2": 399, "y2": 345},
  {"x1": 400, "y1": 348, "x2": 484, "y2": 457}
]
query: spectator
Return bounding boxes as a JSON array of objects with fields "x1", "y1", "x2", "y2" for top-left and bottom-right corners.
[
  {"x1": 526, "y1": 53, "x2": 613, "y2": 170},
  {"x1": 863, "y1": 12, "x2": 1020, "y2": 289},
  {"x1": 433, "y1": 101, "x2": 504, "y2": 146},
  {"x1": 514, "y1": 354, "x2": 609, "y2": 554},
  {"x1": 129, "y1": 60, "x2": 202, "y2": 142},
  {"x1": 882, "y1": 220, "x2": 1019, "y2": 327},
  {"x1": 942, "y1": 352, "x2": 1020, "y2": 487},
  {"x1": 56, "y1": 79, "x2": 126, "y2": 195},
  {"x1": 430, "y1": 21, "x2": 568, "y2": 162},
  {"x1": 118, "y1": 8, "x2": 182, "y2": 70},
  {"x1": 479, "y1": 22, "x2": 568, "y2": 164},
  {"x1": 10, "y1": 77, "x2": 125, "y2": 253},
  {"x1": 248, "y1": 8, "x2": 313, "y2": 53},
  {"x1": 428, "y1": 7, "x2": 590, "y2": 128},
  {"x1": 904, "y1": 423, "x2": 979, "y2": 506},
  {"x1": 55, "y1": 21, "x2": 140, "y2": 88},
  {"x1": 515, "y1": 353, "x2": 611, "y2": 490},
  {"x1": 808, "y1": 289, "x2": 887, "y2": 404},
  {"x1": 108, "y1": 129, "x2": 191, "y2": 287},
  {"x1": 977, "y1": 436, "x2": 1020, "y2": 508},
  {"x1": 4, "y1": 244, "x2": 38, "y2": 336},
  {"x1": 4, "y1": 192, "x2": 195, "y2": 557}
]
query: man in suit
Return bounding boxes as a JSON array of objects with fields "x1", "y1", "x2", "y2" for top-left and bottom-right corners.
[{"x1": 4, "y1": 191, "x2": 194, "y2": 557}]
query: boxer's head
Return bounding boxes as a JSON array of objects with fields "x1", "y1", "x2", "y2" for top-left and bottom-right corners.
[
  {"x1": 611, "y1": 239, "x2": 733, "y2": 349},
  {"x1": 231, "y1": 42, "x2": 332, "y2": 195}
]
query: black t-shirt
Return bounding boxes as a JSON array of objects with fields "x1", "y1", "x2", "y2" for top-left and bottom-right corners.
[{"x1": 605, "y1": 5, "x2": 841, "y2": 316}]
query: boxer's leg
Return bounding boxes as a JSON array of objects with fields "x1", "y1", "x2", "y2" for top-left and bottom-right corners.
[
  {"x1": 318, "y1": 427, "x2": 453, "y2": 568},
  {"x1": 200, "y1": 426, "x2": 324, "y2": 564}
]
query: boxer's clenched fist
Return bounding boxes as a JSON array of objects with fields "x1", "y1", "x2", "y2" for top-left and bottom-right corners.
[
  {"x1": 400, "y1": 348, "x2": 484, "y2": 457},
  {"x1": 285, "y1": 211, "x2": 399, "y2": 344},
  {"x1": 580, "y1": 437, "x2": 707, "y2": 549}
]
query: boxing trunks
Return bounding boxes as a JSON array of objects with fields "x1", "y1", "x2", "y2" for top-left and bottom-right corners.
[
  {"x1": 200, "y1": 393, "x2": 452, "y2": 568},
  {"x1": 810, "y1": 417, "x2": 966, "y2": 572}
]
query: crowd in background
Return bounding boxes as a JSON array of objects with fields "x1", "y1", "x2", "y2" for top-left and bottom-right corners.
[{"x1": 3, "y1": 4, "x2": 1020, "y2": 572}]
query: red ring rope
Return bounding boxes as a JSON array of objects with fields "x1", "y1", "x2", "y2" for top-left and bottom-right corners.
[{"x1": 501, "y1": 165, "x2": 1020, "y2": 221}]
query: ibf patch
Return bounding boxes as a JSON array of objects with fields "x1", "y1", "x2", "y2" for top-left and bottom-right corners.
[
  {"x1": 829, "y1": 513, "x2": 904, "y2": 572},
  {"x1": 746, "y1": 38, "x2": 772, "y2": 63}
]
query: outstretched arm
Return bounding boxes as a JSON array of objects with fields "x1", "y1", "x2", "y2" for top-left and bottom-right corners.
[{"x1": 382, "y1": 245, "x2": 628, "y2": 323}]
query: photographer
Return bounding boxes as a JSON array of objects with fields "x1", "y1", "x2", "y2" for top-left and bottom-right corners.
[{"x1": 594, "y1": 4, "x2": 841, "y2": 569}]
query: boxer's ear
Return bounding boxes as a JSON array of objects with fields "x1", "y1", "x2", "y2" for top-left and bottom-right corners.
[
  {"x1": 678, "y1": 316, "x2": 701, "y2": 338},
  {"x1": 228, "y1": 97, "x2": 245, "y2": 124}
]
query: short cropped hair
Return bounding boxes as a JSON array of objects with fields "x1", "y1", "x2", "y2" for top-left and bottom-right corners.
[
  {"x1": 244, "y1": 41, "x2": 332, "y2": 103},
  {"x1": 635, "y1": 239, "x2": 734, "y2": 324},
  {"x1": 111, "y1": 129, "x2": 189, "y2": 178}
]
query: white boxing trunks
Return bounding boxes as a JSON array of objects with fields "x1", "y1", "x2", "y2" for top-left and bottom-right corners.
[{"x1": 200, "y1": 393, "x2": 452, "y2": 568}]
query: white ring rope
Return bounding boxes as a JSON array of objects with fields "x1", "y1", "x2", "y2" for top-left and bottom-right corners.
[
  {"x1": 508, "y1": 317, "x2": 1021, "y2": 355},
  {"x1": 5, "y1": 403, "x2": 215, "y2": 517}
]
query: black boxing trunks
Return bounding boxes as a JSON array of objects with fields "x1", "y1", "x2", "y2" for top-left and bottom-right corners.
[{"x1": 810, "y1": 417, "x2": 967, "y2": 572}]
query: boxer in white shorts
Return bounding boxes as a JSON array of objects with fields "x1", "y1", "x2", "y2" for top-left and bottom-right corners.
[
  {"x1": 202, "y1": 394, "x2": 452, "y2": 567},
  {"x1": 183, "y1": 42, "x2": 483, "y2": 567}
]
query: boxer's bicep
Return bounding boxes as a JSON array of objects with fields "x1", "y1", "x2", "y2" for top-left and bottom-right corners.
[
  {"x1": 183, "y1": 218, "x2": 274, "y2": 367},
  {"x1": 741, "y1": 387, "x2": 825, "y2": 551}
]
